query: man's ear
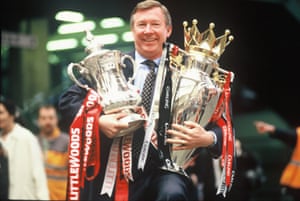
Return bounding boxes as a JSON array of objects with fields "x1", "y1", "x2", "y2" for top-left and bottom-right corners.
[{"x1": 166, "y1": 26, "x2": 172, "y2": 38}]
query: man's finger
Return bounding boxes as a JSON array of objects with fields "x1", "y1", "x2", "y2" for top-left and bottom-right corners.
[
  {"x1": 115, "y1": 112, "x2": 129, "y2": 120},
  {"x1": 166, "y1": 138, "x2": 187, "y2": 145},
  {"x1": 167, "y1": 129, "x2": 188, "y2": 139},
  {"x1": 105, "y1": 108, "x2": 125, "y2": 114},
  {"x1": 183, "y1": 121, "x2": 198, "y2": 128},
  {"x1": 171, "y1": 123, "x2": 190, "y2": 133}
]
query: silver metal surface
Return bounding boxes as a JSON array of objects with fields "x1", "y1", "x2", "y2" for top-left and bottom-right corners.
[
  {"x1": 163, "y1": 46, "x2": 229, "y2": 173},
  {"x1": 67, "y1": 31, "x2": 145, "y2": 137}
]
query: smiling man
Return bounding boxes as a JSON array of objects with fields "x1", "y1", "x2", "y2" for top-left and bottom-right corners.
[{"x1": 58, "y1": 1, "x2": 222, "y2": 201}]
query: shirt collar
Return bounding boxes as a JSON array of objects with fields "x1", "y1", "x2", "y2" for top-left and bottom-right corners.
[{"x1": 135, "y1": 51, "x2": 160, "y2": 67}]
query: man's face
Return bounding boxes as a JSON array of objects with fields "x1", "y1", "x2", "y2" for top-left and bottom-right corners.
[
  {"x1": 38, "y1": 107, "x2": 58, "y2": 136},
  {"x1": 131, "y1": 7, "x2": 172, "y2": 60},
  {"x1": 0, "y1": 104, "x2": 14, "y2": 130}
]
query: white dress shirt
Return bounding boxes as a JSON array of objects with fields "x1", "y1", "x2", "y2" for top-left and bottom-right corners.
[{"x1": 133, "y1": 51, "x2": 160, "y2": 93}]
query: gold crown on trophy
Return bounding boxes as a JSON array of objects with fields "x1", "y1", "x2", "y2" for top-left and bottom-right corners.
[{"x1": 183, "y1": 19, "x2": 234, "y2": 60}]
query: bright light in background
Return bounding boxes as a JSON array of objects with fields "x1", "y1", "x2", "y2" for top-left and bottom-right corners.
[
  {"x1": 48, "y1": 54, "x2": 60, "y2": 64},
  {"x1": 58, "y1": 21, "x2": 96, "y2": 34},
  {"x1": 100, "y1": 17, "x2": 125, "y2": 29},
  {"x1": 82, "y1": 34, "x2": 119, "y2": 46},
  {"x1": 55, "y1": 11, "x2": 84, "y2": 22},
  {"x1": 46, "y1": 38, "x2": 78, "y2": 51},
  {"x1": 122, "y1": 31, "x2": 134, "y2": 42}
]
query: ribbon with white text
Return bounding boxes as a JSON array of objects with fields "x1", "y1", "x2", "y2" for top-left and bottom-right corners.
[
  {"x1": 67, "y1": 89, "x2": 102, "y2": 201},
  {"x1": 100, "y1": 134, "x2": 133, "y2": 201},
  {"x1": 210, "y1": 72, "x2": 235, "y2": 197}
]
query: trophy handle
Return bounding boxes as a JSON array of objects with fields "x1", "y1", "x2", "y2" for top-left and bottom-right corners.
[
  {"x1": 67, "y1": 62, "x2": 90, "y2": 90},
  {"x1": 121, "y1": 55, "x2": 137, "y2": 85}
]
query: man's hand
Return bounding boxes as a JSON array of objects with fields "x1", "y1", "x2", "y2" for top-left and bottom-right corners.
[
  {"x1": 98, "y1": 109, "x2": 129, "y2": 138},
  {"x1": 166, "y1": 121, "x2": 215, "y2": 150}
]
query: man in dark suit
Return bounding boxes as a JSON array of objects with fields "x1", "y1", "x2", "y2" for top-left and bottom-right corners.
[{"x1": 59, "y1": 1, "x2": 223, "y2": 200}]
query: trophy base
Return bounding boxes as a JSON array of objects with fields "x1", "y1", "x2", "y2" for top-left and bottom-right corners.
[
  {"x1": 160, "y1": 160, "x2": 188, "y2": 177},
  {"x1": 115, "y1": 113, "x2": 145, "y2": 137}
]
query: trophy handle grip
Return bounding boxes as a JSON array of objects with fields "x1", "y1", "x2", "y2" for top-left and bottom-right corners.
[
  {"x1": 67, "y1": 62, "x2": 90, "y2": 90},
  {"x1": 121, "y1": 55, "x2": 137, "y2": 85}
]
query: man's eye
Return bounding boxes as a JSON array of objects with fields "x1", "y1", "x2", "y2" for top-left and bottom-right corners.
[
  {"x1": 152, "y1": 23, "x2": 161, "y2": 28},
  {"x1": 137, "y1": 23, "x2": 146, "y2": 28}
]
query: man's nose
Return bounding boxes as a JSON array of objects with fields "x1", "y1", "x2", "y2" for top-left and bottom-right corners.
[{"x1": 144, "y1": 24, "x2": 154, "y2": 33}]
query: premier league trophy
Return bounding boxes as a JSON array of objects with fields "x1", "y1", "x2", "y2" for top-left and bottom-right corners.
[
  {"x1": 67, "y1": 30, "x2": 145, "y2": 137},
  {"x1": 161, "y1": 19, "x2": 234, "y2": 174}
]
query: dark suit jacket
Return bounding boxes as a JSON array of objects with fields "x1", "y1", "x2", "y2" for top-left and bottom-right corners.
[{"x1": 58, "y1": 50, "x2": 223, "y2": 200}]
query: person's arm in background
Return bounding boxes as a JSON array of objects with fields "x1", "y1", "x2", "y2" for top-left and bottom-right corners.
[{"x1": 254, "y1": 120, "x2": 297, "y2": 148}]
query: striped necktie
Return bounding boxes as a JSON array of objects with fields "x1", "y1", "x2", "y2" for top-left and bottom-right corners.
[{"x1": 141, "y1": 60, "x2": 157, "y2": 115}]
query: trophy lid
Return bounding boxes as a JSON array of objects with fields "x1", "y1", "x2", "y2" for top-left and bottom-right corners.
[{"x1": 84, "y1": 29, "x2": 109, "y2": 55}]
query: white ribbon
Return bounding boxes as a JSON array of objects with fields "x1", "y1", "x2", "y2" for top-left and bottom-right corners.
[{"x1": 100, "y1": 137, "x2": 120, "y2": 197}]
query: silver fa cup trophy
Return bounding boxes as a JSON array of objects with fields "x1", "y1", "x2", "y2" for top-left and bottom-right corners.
[
  {"x1": 163, "y1": 20, "x2": 234, "y2": 173},
  {"x1": 67, "y1": 30, "x2": 145, "y2": 137}
]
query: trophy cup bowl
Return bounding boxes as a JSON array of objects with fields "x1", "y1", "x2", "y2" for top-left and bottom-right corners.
[
  {"x1": 159, "y1": 20, "x2": 234, "y2": 182},
  {"x1": 67, "y1": 35, "x2": 145, "y2": 137},
  {"x1": 169, "y1": 51, "x2": 221, "y2": 169}
]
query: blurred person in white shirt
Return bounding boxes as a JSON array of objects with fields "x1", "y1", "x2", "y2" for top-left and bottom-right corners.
[{"x1": 0, "y1": 97, "x2": 49, "y2": 200}]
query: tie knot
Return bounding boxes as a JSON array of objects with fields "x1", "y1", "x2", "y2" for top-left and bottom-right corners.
[{"x1": 142, "y1": 60, "x2": 157, "y2": 70}]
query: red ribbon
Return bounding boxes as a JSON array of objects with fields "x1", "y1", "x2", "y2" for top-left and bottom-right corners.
[
  {"x1": 115, "y1": 152, "x2": 129, "y2": 201},
  {"x1": 223, "y1": 73, "x2": 234, "y2": 187},
  {"x1": 67, "y1": 89, "x2": 102, "y2": 201},
  {"x1": 210, "y1": 72, "x2": 235, "y2": 191}
]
